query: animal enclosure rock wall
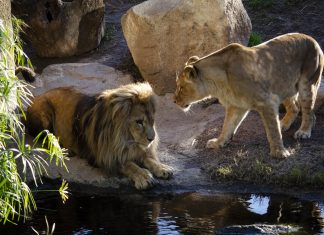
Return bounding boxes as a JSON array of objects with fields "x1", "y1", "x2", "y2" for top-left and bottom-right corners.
[
  {"x1": 12, "y1": 0, "x2": 105, "y2": 57},
  {"x1": 122, "y1": 0, "x2": 252, "y2": 95}
]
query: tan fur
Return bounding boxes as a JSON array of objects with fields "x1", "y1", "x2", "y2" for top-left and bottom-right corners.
[
  {"x1": 174, "y1": 33, "x2": 324, "y2": 159},
  {"x1": 26, "y1": 82, "x2": 173, "y2": 189}
]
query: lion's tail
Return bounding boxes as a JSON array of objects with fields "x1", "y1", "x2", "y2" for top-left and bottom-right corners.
[{"x1": 15, "y1": 66, "x2": 36, "y2": 83}]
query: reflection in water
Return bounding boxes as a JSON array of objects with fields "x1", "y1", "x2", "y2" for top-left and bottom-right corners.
[
  {"x1": 0, "y1": 192, "x2": 323, "y2": 234},
  {"x1": 247, "y1": 194, "x2": 270, "y2": 215},
  {"x1": 317, "y1": 203, "x2": 324, "y2": 234}
]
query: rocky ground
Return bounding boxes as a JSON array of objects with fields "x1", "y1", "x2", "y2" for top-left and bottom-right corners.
[{"x1": 23, "y1": 0, "x2": 324, "y2": 195}]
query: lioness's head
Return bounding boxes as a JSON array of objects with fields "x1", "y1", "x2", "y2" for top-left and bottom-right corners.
[{"x1": 174, "y1": 64, "x2": 206, "y2": 111}]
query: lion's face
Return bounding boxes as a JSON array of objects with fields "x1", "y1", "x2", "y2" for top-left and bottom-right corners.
[
  {"x1": 174, "y1": 65, "x2": 205, "y2": 110},
  {"x1": 128, "y1": 103, "x2": 156, "y2": 149}
]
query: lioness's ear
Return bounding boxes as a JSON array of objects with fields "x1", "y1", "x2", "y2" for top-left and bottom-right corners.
[
  {"x1": 184, "y1": 65, "x2": 198, "y2": 80},
  {"x1": 185, "y1": 56, "x2": 200, "y2": 66}
]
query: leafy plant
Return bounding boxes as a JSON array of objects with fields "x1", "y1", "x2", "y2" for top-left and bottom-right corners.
[
  {"x1": 215, "y1": 166, "x2": 233, "y2": 179},
  {"x1": 0, "y1": 17, "x2": 68, "y2": 224},
  {"x1": 248, "y1": 33, "x2": 263, "y2": 47},
  {"x1": 31, "y1": 216, "x2": 55, "y2": 235},
  {"x1": 104, "y1": 24, "x2": 116, "y2": 42}
]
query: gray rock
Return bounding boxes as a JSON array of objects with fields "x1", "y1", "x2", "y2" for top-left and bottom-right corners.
[
  {"x1": 215, "y1": 224, "x2": 300, "y2": 235},
  {"x1": 32, "y1": 63, "x2": 133, "y2": 96},
  {"x1": 12, "y1": 0, "x2": 105, "y2": 57}
]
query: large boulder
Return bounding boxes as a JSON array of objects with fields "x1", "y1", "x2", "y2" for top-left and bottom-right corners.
[
  {"x1": 122, "y1": 0, "x2": 252, "y2": 95},
  {"x1": 12, "y1": 0, "x2": 105, "y2": 57}
]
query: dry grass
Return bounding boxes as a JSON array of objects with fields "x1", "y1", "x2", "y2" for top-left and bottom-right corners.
[{"x1": 197, "y1": 108, "x2": 324, "y2": 188}]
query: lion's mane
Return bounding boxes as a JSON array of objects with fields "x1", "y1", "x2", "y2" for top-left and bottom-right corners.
[{"x1": 73, "y1": 82, "x2": 157, "y2": 171}]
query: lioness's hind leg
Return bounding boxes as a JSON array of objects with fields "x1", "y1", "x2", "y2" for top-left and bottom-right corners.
[
  {"x1": 121, "y1": 161, "x2": 155, "y2": 190},
  {"x1": 143, "y1": 157, "x2": 173, "y2": 180},
  {"x1": 280, "y1": 95, "x2": 299, "y2": 131},
  {"x1": 294, "y1": 82, "x2": 319, "y2": 139},
  {"x1": 206, "y1": 106, "x2": 248, "y2": 149},
  {"x1": 258, "y1": 105, "x2": 290, "y2": 159}
]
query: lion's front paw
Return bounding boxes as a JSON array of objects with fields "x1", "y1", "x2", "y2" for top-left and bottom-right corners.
[
  {"x1": 270, "y1": 148, "x2": 291, "y2": 159},
  {"x1": 294, "y1": 129, "x2": 311, "y2": 139},
  {"x1": 206, "y1": 138, "x2": 226, "y2": 149},
  {"x1": 133, "y1": 169, "x2": 156, "y2": 190},
  {"x1": 154, "y1": 164, "x2": 174, "y2": 180}
]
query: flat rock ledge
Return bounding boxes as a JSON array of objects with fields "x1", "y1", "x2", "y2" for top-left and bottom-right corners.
[
  {"x1": 27, "y1": 63, "x2": 220, "y2": 190},
  {"x1": 215, "y1": 224, "x2": 300, "y2": 235}
]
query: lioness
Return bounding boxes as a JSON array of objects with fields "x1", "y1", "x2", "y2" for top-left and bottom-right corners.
[
  {"x1": 174, "y1": 33, "x2": 324, "y2": 158},
  {"x1": 26, "y1": 83, "x2": 173, "y2": 189}
]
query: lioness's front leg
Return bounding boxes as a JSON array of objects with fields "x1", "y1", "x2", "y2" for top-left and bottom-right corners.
[
  {"x1": 121, "y1": 161, "x2": 155, "y2": 190},
  {"x1": 143, "y1": 154, "x2": 173, "y2": 180},
  {"x1": 258, "y1": 106, "x2": 290, "y2": 159},
  {"x1": 207, "y1": 106, "x2": 248, "y2": 149}
]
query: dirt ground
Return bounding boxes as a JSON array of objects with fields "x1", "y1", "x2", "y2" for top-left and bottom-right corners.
[
  {"x1": 24, "y1": 0, "x2": 324, "y2": 190},
  {"x1": 243, "y1": 0, "x2": 324, "y2": 49}
]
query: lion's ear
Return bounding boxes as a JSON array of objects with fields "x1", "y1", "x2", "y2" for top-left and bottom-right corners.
[{"x1": 184, "y1": 65, "x2": 198, "y2": 80}]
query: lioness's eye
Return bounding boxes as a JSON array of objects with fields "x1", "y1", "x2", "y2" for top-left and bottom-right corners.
[{"x1": 136, "y1": 120, "x2": 144, "y2": 126}]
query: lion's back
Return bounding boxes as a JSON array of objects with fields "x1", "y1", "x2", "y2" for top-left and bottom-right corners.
[{"x1": 26, "y1": 87, "x2": 85, "y2": 151}]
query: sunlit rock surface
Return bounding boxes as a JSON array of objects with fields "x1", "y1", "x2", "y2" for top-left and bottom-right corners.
[
  {"x1": 122, "y1": 0, "x2": 252, "y2": 94},
  {"x1": 32, "y1": 63, "x2": 133, "y2": 96}
]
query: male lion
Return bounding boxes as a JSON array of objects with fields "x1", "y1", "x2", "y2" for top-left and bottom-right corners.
[
  {"x1": 26, "y1": 82, "x2": 173, "y2": 189},
  {"x1": 174, "y1": 33, "x2": 324, "y2": 159}
]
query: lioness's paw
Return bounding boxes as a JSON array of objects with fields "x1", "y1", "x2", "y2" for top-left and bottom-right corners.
[
  {"x1": 294, "y1": 129, "x2": 311, "y2": 139},
  {"x1": 270, "y1": 148, "x2": 291, "y2": 159},
  {"x1": 206, "y1": 138, "x2": 225, "y2": 149},
  {"x1": 154, "y1": 164, "x2": 174, "y2": 180},
  {"x1": 133, "y1": 169, "x2": 156, "y2": 190},
  {"x1": 280, "y1": 120, "x2": 291, "y2": 132}
]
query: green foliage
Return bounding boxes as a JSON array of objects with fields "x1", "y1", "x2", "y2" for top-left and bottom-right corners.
[
  {"x1": 248, "y1": 33, "x2": 263, "y2": 47},
  {"x1": 215, "y1": 166, "x2": 233, "y2": 179},
  {"x1": 0, "y1": 18, "x2": 68, "y2": 224},
  {"x1": 31, "y1": 216, "x2": 55, "y2": 235},
  {"x1": 285, "y1": 166, "x2": 304, "y2": 185},
  {"x1": 104, "y1": 24, "x2": 116, "y2": 42},
  {"x1": 245, "y1": 160, "x2": 272, "y2": 183},
  {"x1": 311, "y1": 171, "x2": 324, "y2": 186}
]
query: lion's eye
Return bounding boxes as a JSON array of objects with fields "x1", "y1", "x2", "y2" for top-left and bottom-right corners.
[{"x1": 136, "y1": 120, "x2": 144, "y2": 126}]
